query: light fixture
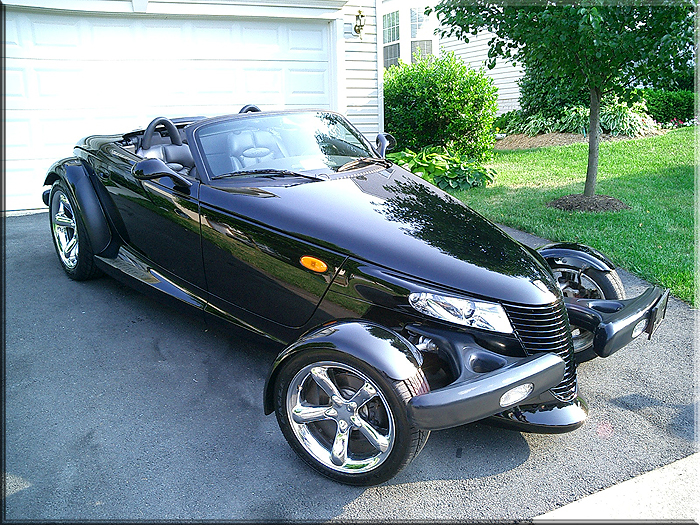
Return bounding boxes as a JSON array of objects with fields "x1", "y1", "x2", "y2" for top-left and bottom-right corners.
[
  {"x1": 499, "y1": 383, "x2": 534, "y2": 408},
  {"x1": 354, "y1": 10, "x2": 366, "y2": 38}
]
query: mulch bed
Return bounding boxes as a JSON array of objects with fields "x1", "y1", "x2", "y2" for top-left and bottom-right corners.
[
  {"x1": 494, "y1": 130, "x2": 666, "y2": 151},
  {"x1": 546, "y1": 193, "x2": 631, "y2": 212}
]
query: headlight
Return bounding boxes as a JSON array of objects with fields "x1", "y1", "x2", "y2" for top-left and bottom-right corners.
[{"x1": 408, "y1": 292, "x2": 513, "y2": 334}]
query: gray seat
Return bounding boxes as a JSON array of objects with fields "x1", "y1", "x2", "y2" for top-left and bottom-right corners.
[{"x1": 228, "y1": 130, "x2": 288, "y2": 171}]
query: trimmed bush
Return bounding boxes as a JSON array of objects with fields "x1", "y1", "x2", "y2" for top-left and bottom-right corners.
[
  {"x1": 383, "y1": 52, "x2": 498, "y2": 162},
  {"x1": 642, "y1": 89, "x2": 695, "y2": 124}
]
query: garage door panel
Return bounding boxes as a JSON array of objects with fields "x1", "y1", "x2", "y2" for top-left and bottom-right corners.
[
  {"x1": 89, "y1": 22, "x2": 135, "y2": 50},
  {"x1": 243, "y1": 68, "x2": 284, "y2": 95},
  {"x1": 4, "y1": 16, "x2": 20, "y2": 47},
  {"x1": 31, "y1": 19, "x2": 81, "y2": 48},
  {"x1": 5, "y1": 119, "x2": 33, "y2": 161},
  {"x1": 5, "y1": 67, "x2": 27, "y2": 99},
  {"x1": 289, "y1": 28, "x2": 326, "y2": 53},
  {"x1": 288, "y1": 68, "x2": 329, "y2": 101},
  {"x1": 6, "y1": 161, "x2": 50, "y2": 210}
]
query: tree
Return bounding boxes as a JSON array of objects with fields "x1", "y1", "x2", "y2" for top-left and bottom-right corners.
[{"x1": 429, "y1": 0, "x2": 695, "y2": 197}]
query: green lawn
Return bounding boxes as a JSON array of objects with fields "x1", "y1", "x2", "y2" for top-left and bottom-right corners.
[{"x1": 454, "y1": 126, "x2": 696, "y2": 305}]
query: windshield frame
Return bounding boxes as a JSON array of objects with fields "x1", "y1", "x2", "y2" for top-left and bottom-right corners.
[{"x1": 185, "y1": 110, "x2": 380, "y2": 184}]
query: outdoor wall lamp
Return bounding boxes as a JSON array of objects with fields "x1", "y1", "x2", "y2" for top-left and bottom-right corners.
[{"x1": 354, "y1": 10, "x2": 366, "y2": 38}]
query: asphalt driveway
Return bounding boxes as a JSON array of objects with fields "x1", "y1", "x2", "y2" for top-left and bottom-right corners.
[{"x1": 4, "y1": 212, "x2": 696, "y2": 521}]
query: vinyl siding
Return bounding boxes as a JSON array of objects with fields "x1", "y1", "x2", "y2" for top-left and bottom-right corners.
[{"x1": 342, "y1": 0, "x2": 381, "y2": 135}]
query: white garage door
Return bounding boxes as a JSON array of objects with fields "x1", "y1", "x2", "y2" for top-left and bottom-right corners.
[{"x1": 5, "y1": 9, "x2": 334, "y2": 210}]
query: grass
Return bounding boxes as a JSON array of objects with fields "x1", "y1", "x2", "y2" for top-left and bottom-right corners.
[{"x1": 453, "y1": 127, "x2": 696, "y2": 305}]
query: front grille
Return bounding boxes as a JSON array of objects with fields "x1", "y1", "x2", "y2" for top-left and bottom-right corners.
[{"x1": 503, "y1": 299, "x2": 577, "y2": 402}]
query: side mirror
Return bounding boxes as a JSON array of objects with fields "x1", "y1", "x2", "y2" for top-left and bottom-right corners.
[
  {"x1": 375, "y1": 133, "x2": 397, "y2": 158},
  {"x1": 132, "y1": 158, "x2": 192, "y2": 190}
]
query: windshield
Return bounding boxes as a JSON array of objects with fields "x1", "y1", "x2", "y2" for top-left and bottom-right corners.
[{"x1": 194, "y1": 111, "x2": 378, "y2": 179}]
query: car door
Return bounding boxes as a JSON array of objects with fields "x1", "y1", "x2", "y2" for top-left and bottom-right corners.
[{"x1": 88, "y1": 140, "x2": 207, "y2": 292}]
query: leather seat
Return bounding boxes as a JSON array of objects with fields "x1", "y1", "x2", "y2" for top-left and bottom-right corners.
[
  {"x1": 228, "y1": 130, "x2": 288, "y2": 171},
  {"x1": 137, "y1": 143, "x2": 195, "y2": 176}
]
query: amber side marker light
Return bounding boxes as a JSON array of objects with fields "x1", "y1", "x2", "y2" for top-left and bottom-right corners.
[{"x1": 300, "y1": 256, "x2": 328, "y2": 273}]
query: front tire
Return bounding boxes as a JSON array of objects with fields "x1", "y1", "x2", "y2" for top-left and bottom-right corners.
[
  {"x1": 49, "y1": 180, "x2": 101, "y2": 281},
  {"x1": 273, "y1": 350, "x2": 429, "y2": 486},
  {"x1": 552, "y1": 266, "x2": 625, "y2": 363}
]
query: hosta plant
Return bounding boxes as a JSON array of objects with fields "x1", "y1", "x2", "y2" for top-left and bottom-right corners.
[{"x1": 388, "y1": 146, "x2": 495, "y2": 190}]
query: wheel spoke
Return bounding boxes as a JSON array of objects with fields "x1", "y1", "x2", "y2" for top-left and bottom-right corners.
[
  {"x1": 310, "y1": 366, "x2": 343, "y2": 400},
  {"x1": 53, "y1": 213, "x2": 75, "y2": 229},
  {"x1": 291, "y1": 403, "x2": 332, "y2": 425},
  {"x1": 349, "y1": 381, "x2": 377, "y2": 409},
  {"x1": 356, "y1": 417, "x2": 390, "y2": 453},
  {"x1": 64, "y1": 235, "x2": 78, "y2": 257},
  {"x1": 330, "y1": 422, "x2": 351, "y2": 466}
]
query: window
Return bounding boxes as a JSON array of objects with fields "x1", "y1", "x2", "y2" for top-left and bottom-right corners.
[
  {"x1": 383, "y1": 11, "x2": 399, "y2": 44},
  {"x1": 411, "y1": 40, "x2": 432, "y2": 63},
  {"x1": 410, "y1": 8, "x2": 425, "y2": 39},
  {"x1": 384, "y1": 43, "x2": 400, "y2": 69},
  {"x1": 383, "y1": 10, "x2": 400, "y2": 69},
  {"x1": 410, "y1": 8, "x2": 432, "y2": 63}
]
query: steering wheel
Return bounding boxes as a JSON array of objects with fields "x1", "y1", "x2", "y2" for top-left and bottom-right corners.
[{"x1": 141, "y1": 117, "x2": 183, "y2": 150}]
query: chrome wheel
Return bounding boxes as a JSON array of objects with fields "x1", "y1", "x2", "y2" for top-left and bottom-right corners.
[
  {"x1": 286, "y1": 361, "x2": 395, "y2": 474},
  {"x1": 551, "y1": 266, "x2": 625, "y2": 362},
  {"x1": 554, "y1": 268, "x2": 605, "y2": 300},
  {"x1": 554, "y1": 269, "x2": 603, "y2": 353},
  {"x1": 51, "y1": 191, "x2": 79, "y2": 269}
]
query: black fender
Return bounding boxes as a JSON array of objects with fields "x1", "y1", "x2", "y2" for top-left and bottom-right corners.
[
  {"x1": 43, "y1": 158, "x2": 112, "y2": 255},
  {"x1": 263, "y1": 320, "x2": 423, "y2": 415},
  {"x1": 537, "y1": 242, "x2": 615, "y2": 273}
]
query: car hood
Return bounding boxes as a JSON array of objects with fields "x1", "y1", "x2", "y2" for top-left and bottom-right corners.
[{"x1": 201, "y1": 166, "x2": 560, "y2": 305}]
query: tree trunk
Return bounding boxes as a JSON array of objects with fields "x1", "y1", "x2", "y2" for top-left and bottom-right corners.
[{"x1": 584, "y1": 87, "x2": 602, "y2": 197}]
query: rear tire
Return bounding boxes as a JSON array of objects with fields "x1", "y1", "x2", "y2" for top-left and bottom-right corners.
[
  {"x1": 551, "y1": 266, "x2": 625, "y2": 363},
  {"x1": 273, "y1": 349, "x2": 429, "y2": 486},
  {"x1": 49, "y1": 180, "x2": 101, "y2": 281}
]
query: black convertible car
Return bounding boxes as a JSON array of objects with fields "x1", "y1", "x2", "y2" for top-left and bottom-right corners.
[{"x1": 43, "y1": 106, "x2": 669, "y2": 485}]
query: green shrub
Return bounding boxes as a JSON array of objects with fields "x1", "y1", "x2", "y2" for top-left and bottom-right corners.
[
  {"x1": 383, "y1": 52, "x2": 498, "y2": 163},
  {"x1": 493, "y1": 110, "x2": 522, "y2": 133},
  {"x1": 558, "y1": 106, "x2": 590, "y2": 135},
  {"x1": 504, "y1": 99, "x2": 656, "y2": 137},
  {"x1": 388, "y1": 145, "x2": 496, "y2": 190},
  {"x1": 599, "y1": 98, "x2": 657, "y2": 136},
  {"x1": 518, "y1": 66, "x2": 589, "y2": 119},
  {"x1": 642, "y1": 89, "x2": 695, "y2": 124},
  {"x1": 521, "y1": 112, "x2": 558, "y2": 136}
]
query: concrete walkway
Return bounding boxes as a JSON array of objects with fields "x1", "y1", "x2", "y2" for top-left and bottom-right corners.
[{"x1": 535, "y1": 452, "x2": 699, "y2": 521}]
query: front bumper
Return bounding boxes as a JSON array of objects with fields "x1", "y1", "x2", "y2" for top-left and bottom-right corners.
[
  {"x1": 405, "y1": 286, "x2": 668, "y2": 433},
  {"x1": 406, "y1": 332, "x2": 568, "y2": 431},
  {"x1": 565, "y1": 285, "x2": 669, "y2": 358}
]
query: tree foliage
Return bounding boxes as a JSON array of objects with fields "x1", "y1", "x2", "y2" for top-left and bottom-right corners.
[{"x1": 429, "y1": 0, "x2": 695, "y2": 197}]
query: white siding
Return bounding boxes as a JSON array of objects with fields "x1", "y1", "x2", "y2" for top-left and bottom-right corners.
[
  {"x1": 440, "y1": 32, "x2": 523, "y2": 114},
  {"x1": 341, "y1": 0, "x2": 380, "y2": 136}
]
